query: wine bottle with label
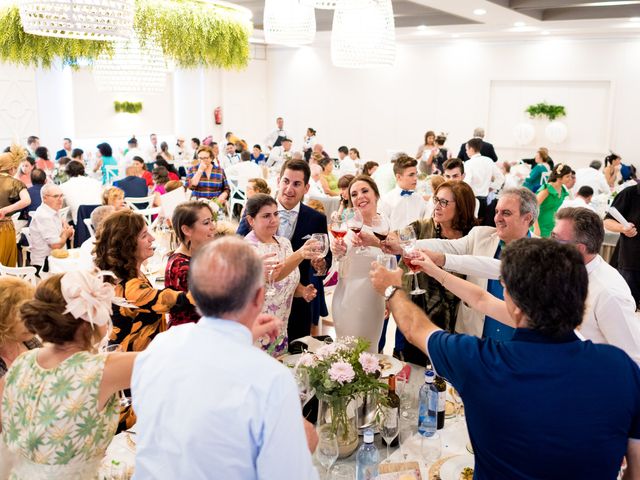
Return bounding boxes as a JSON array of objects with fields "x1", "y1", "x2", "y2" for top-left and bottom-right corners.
[
  {"x1": 381, "y1": 375, "x2": 400, "y2": 447},
  {"x1": 434, "y1": 374, "x2": 447, "y2": 430}
]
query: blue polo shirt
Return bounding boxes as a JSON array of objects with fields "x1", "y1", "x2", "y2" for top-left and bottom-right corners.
[{"x1": 427, "y1": 329, "x2": 640, "y2": 479}]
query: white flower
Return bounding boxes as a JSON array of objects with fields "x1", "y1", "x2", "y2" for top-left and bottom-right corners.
[
  {"x1": 316, "y1": 343, "x2": 338, "y2": 360},
  {"x1": 297, "y1": 353, "x2": 316, "y2": 368},
  {"x1": 358, "y1": 352, "x2": 381, "y2": 374},
  {"x1": 328, "y1": 361, "x2": 355, "y2": 384}
]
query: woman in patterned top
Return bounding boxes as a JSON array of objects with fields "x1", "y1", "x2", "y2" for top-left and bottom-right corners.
[
  {"x1": 1, "y1": 271, "x2": 138, "y2": 479},
  {"x1": 164, "y1": 201, "x2": 216, "y2": 328},
  {"x1": 94, "y1": 209, "x2": 195, "y2": 431}
]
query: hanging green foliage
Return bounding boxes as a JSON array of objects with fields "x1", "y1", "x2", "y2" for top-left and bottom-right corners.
[
  {"x1": 0, "y1": 0, "x2": 251, "y2": 69},
  {"x1": 525, "y1": 102, "x2": 567, "y2": 121},
  {"x1": 114, "y1": 101, "x2": 143, "y2": 114}
]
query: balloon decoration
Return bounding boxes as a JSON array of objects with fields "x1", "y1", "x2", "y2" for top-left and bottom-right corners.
[
  {"x1": 545, "y1": 120, "x2": 568, "y2": 144},
  {"x1": 512, "y1": 122, "x2": 535, "y2": 146}
]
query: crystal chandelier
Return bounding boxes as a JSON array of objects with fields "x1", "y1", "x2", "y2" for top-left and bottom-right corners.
[
  {"x1": 93, "y1": 36, "x2": 166, "y2": 94},
  {"x1": 331, "y1": 0, "x2": 395, "y2": 68},
  {"x1": 263, "y1": 0, "x2": 316, "y2": 46},
  {"x1": 19, "y1": 0, "x2": 134, "y2": 40}
]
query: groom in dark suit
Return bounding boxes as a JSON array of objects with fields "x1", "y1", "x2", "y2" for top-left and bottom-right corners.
[{"x1": 237, "y1": 159, "x2": 331, "y2": 341}]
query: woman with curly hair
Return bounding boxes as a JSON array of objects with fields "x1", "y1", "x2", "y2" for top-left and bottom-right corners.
[
  {"x1": 101, "y1": 186, "x2": 126, "y2": 211},
  {"x1": 93, "y1": 209, "x2": 194, "y2": 431},
  {"x1": 0, "y1": 145, "x2": 31, "y2": 266}
]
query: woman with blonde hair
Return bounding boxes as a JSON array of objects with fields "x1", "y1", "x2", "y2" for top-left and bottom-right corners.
[
  {"x1": 0, "y1": 145, "x2": 31, "y2": 266},
  {"x1": 102, "y1": 186, "x2": 126, "y2": 211}
]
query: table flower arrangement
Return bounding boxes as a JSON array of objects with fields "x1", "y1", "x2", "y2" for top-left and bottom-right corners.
[{"x1": 296, "y1": 337, "x2": 388, "y2": 457}]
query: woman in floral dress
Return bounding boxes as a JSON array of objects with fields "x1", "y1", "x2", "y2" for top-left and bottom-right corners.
[{"x1": 244, "y1": 194, "x2": 317, "y2": 356}]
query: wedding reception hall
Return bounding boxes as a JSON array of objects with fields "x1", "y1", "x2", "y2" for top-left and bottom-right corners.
[{"x1": 0, "y1": 0, "x2": 640, "y2": 478}]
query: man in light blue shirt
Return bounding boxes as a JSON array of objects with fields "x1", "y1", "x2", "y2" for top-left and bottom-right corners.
[{"x1": 132, "y1": 237, "x2": 319, "y2": 479}]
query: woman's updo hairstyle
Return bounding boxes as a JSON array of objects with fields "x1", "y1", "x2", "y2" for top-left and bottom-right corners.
[
  {"x1": 20, "y1": 274, "x2": 102, "y2": 350},
  {"x1": 245, "y1": 193, "x2": 277, "y2": 218},
  {"x1": 604, "y1": 153, "x2": 620, "y2": 167},
  {"x1": 548, "y1": 163, "x2": 572, "y2": 183}
]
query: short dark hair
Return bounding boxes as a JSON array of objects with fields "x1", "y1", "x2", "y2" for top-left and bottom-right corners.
[
  {"x1": 172, "y1": 201, "x2": 215, "y2": 248},
  {"x1": 58, "y1": 156, "x2": 71, "y2": 167},
  {"x1": 97, "y1": 142, "x2": 112, "y2": 157},
  {"x1": 191, "y1": 137, "x2": 201, "y2": 147},
  {"x1": 280, "y1": 158, "x2": 311, "y2": 185},
  {"x1": 338, "y1": 146, "x2": 349, "y2": 155},
  {"x1": 577, "y1": 185, "x2": 594, "y2": 198},
  {"x1": 253, "y1": 144, "x2": 262, "y2": 150},
  {"x1": 30, "y1": 168, "x2": 46, "y2": 185},
  {"x1": 501, "y1": 238, "x2": 588, "y2": 338},
  {"x1": 63, "y1": 137, "x2": 71, "y2": 143},
  {"x1": 555, "y1": 207, "x2": 604, "y2": 254},
  {"x1": 245, "y1": 193, "x2": 278, "y2": 218},
  {"x1": 27, "y1": 135, "x2": 39, "y2": 145},
  {"x1": 443, "y1": 158, "x2": 464, "y2": 174},
  {"x1": 393, "y1": 155, "x2": 418, "y2": 175},
  {"x1": 152, "y1": 166, "x2": 170, "y2": 185},
  {"x1": 71, "y1": 148, "x2": 83, "y2": 159},
  {"x1": 34, "y1": 146, "x2": 48, "y2": 160},
  {"x1": 589, "y1": 160, "x2": 602, "y2": 170},
  {"x1": 466, "y1": 138, "x2": 483, "y2": 153},
  {"x1": 132, "y1": 156, "x2": 145, "y2": 165},
  {"x1": 154, "y1": 157, "x2": 178, "y2": 175},
  {"x1": 66, "y1": 160, "x2": 85, "y2": 178},
  {"x1": 226, "y1": 142, "x2": 235, "y2": 147}
]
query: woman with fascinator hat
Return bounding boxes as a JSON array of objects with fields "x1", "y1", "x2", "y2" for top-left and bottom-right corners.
[
  {"x1": 0, "y1": 145, "x2": 31, "y2": 266},
  {"x1": 534, "y1": 163, "x2": 573, "y2": 238}
]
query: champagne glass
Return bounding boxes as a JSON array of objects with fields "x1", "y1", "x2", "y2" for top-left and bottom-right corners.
[
  {"x1": 421, "y1": 432, "x2": 442, "y2": 465},
  {"x1": 371, "y1": 214, "x2": 390, "y2": 244},
  {"x1": 256, "y1": 243, "x2": 283, "y2": 297},
  {"x1": 100, "y1": 344, "x2": 132, "y2": 408},
  {"x1": 398, "y1": 226, "x2": 417, "y2": 276},
  {"x1": 402, "y1": 245, "x2": 426, "y2": 295},
  {"x1": 378, "y1": 405, "x2": 400, "y2": 463},
  {"x1": 310, "y1": 233, "x2": 329, "y2": 277},
  {"x1": 344, "y1": 207, "x2": 365, "y2": 253},
  {"x1": 399, "y1": 426, "x2": 414, "y2": 461},
  {"x1": 329, "y1": 212, "x2": 348, "y2": 262},
  {"x1": 316, "y1": 426, "x2": 339, "y2": 479},
  {"x1": 376, "y1": 254, "x2": 398, "y2": 271},
  {"x1": 294, "y1": 368, "x2": 315, "y2": 407}
]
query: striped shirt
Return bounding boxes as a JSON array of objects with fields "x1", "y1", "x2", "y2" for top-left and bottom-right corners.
[{"x1": 186, "y1": 163, "x2": 230, "y2": 199}]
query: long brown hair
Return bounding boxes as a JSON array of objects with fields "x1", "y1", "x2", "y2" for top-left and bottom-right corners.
[
  {"x1": 434, "y1": 181, "x2": 477, "y2": 234},
  {"x1": 347, "y1": 175, "x2": 380, "y2": 208},
  {"x1": 94, "y1": 210, "x2": 146, "y2": 282}
]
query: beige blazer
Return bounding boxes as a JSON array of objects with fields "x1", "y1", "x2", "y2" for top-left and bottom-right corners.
[{"x1": 417, "y1": 226, "x2": 501, "y2": 337}]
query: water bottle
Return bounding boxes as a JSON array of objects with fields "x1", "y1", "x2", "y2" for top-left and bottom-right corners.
[
  {"x1": 418, "y1": 370, "x2": 437, "y2": 437},
  {"x1": 356, "y1": 429, "x2": 379, "y2": 480}
]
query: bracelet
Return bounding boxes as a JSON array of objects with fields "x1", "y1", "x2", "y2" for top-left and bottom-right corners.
[{"x1": 440, "y1": 271, "x2": 448, "y2": 287}]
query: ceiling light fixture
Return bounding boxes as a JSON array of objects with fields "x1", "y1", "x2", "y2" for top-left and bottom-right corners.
[
  {"x1": 473, "y1": 8, "x2": 487, "y2": 15},
  {"x1": 264, "y1": 0, "x2": 316, "y2": 46}
]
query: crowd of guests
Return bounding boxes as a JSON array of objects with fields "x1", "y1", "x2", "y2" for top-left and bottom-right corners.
[{"x1": 0, "y1": 121, "x2": 638, "y2": 478}]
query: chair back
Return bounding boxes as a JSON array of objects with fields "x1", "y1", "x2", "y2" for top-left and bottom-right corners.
[
  {"x1": 125, "y1": 195, "x2": 155, "y2": 211},
  {"x1": 0, "y1": 263, "x2": 38, "y2": 285},
  {"x1": 83, "y1": 218, "x2": 95, "y2": 237},
  {"x1": 134, "y1": 207, "x2": 161, "y2": 226}
]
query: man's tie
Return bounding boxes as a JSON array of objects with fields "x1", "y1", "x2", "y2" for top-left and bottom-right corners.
[
  {"x1": 278, "y1": 209, "x2": 297, "y2": 238},
  {"x1": 400, "y1": 190, "x2": 414, "y2": 196}
]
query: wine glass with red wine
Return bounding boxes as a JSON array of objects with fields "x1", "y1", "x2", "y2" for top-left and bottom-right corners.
[
  {"x1": 344, "y1": 208, "x2": 365, "y2": 253},
  {"x1": 371, "y1": 214, "x2": 390, "y2": 244},
  {"x1": 402, "y1": 245, "x2": 426, "y2": 295}
]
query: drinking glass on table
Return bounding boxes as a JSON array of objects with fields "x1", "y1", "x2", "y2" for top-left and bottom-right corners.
[
  {"x1": 310, "y1": 233, "x2": 329, "y2": 277},
  {"x1": 378, "y1": 404, "x2": 400, "y2": 463},
  {"x1": 100, "y1": 344, "x2": 132, "y2": 408},
  {"x1": 316, "y1": 425, "x2": 339, "y2": 479},
  {"x1": 421, "y1": 432, "x2": 442, "y2": 464}
]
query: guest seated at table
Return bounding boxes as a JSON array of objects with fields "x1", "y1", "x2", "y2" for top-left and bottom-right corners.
[
  {"x1": 186, "y1": 145, "x2": 230, "y2": 204},
  {"x1": 244, "y1": 194, "x2": 318, "y2": 356},
  {"x1": 78, "y1": 205, "x2": 115, "y2": 270},
  {"x1": 308, "y1": 164, "x2": 326, "y2": 197},
  {"x1": 101, "y1": 186, "x2": 126, "y2": 211},
  {"x1": 59, "y1": 160, "x2": 103, "y2": 225},
  {"x1": 370, "y1": 238, "x2": 640, "y2": 479},
  {"x1": 151, "y1": 166, "x2": 170, "y2": 207},
  {"x1": 132, "y1": 156, "x2": 153, "y2": 187},
  {"x1": 114, "y1": 165, "x2": 149, "y2": 202},
  {"x1": 318, "y1": 157, "x2": 340, "y2": 196},
  {"x1": 164, "y1": 180, "x2": 183, "y2": 193},
  {"x1": 14, "y1": 157, "x2": 33, "y2": 187},
  {"x1": 23, "y1": 167, "x2": 46, "y2": 219},
  {"x1": 93, "y1": 142, "x2": 118, "y2": 185},
  {"x1": 34, "y1": 146, "x2": 54, "y2": 175},
  {"x1": 30, "y1": 184, "x2": 74, "y2": 274},
  {"x1": 225, "y1": 150, "x2": 262, "y2": 190},
  {"x1": 154, "y1": 157, "x2": 179, "y2": 181},
  {"x1": 1, "y1": 271, "x2": 139, "y2": 479},
  {"x1": 94, "y1": 209, "x2": 195, "y2": 431},
  {"x1": 0, "y1": 277, "x2": 39, "y2": 379},
  {"x1": 165, "y1": 201, "x2": 216, "y2": 328},
  {"x1": 246, "y1": 177, "x2": 270, "y2": 197},
  {"x1": 251, "y1": 144, "x2": 265, "y2": 164},
  {"x1": 132, "y1": 237, "x2": 318, "y2": 479}
]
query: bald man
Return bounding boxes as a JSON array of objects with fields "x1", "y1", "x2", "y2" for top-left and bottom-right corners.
[{"x1": 132, "y1": 237, "x2": 319, "y2": 479}]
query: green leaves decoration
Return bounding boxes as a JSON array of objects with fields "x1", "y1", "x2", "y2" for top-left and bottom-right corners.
[
  {"x1": 114, "y1": 101, "x2": 143, "y2": 113},
  {"x1": 525, "y1": 102, "x2": 567, "y2": 121},
  {"x1": 0, "y1": 0, "x2": 251, "y2": 69}
]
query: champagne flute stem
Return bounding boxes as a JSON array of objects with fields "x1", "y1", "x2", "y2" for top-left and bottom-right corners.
[{"x1": 387, "y1": 443, "x2": 390, "y2": 463}]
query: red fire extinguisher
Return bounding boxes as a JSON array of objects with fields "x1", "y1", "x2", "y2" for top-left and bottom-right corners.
[{"x1": 214, "y1": 107, "x2": 222, "y2": 125}]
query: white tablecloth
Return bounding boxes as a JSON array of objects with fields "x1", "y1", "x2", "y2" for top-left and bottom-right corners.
[{"x1": 47, "y1": 249, "x2": 85, "y2": 273}]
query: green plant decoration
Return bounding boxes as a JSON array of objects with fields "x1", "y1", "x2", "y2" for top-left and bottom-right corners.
[
  {"x1": 525, "y1": 102, "x2": 567, "y2": 121},
  {"x1": 0, "y1": 0, "x2": 251, "y2": 69},
  {"x1": 114, "y1": 101, "x2": 143, "y2": 114}
]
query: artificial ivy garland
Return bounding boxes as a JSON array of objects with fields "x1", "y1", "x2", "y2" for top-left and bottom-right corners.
[
  {"x1": 525, "y1": 102, "x2": 567, "y2": 121},
  {"x1": 0, "y1": 0, "x2": 251, "y2": 69}
]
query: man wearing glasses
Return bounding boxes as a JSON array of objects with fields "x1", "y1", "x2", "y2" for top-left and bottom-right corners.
[{"x1": 29, "y1": 184, "x2": 74, "y2": 274}]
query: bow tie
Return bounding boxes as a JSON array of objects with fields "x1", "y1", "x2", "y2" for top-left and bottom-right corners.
[{"x1": 400, "y1": 190, "x2": 414, "y2": 197}]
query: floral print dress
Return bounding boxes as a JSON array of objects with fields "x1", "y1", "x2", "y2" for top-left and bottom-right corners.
[
  {"x1": 1, "y1": 350, "x2": 119, "y2": 480},
  {"x1": 246, "y1": 232, "x2": 299, "y2": 357}
]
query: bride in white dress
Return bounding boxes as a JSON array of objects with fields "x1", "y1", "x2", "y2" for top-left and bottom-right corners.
[{"x1": 330, "y1": 176, "x2": 386, "y2": 353}]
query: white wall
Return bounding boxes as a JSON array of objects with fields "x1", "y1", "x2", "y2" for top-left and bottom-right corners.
[
  {"x1": 0, "y1": 63, "x2": 39, "y2": 147},
  {"x1": 266, "y1": 36, "x2": 640, "y2": 169}
]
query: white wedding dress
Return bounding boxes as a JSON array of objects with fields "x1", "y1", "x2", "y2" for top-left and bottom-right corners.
[{"x1": 331, "y1": 228, "x2": 386, "y2": 353}]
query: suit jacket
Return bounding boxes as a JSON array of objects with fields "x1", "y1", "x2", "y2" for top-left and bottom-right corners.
[
  {"x1": 417, "y1": 226, "x2": 501, "y2": 337},
  {"x1": 237, "y1": 203, "x2": 332, "y2": 341},
  {"x1": 55, "y1": 149, "x2": 69, "y2": 160},
  {"x1": 114, "y1": 176, "x2": 149, "y2": 207},
  {"x1": 458, "y1": 140, "x2": 498, "y2": 162}
]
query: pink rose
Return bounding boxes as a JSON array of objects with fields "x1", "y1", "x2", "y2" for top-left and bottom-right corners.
[
  {"x1": 328, "y1": 361, "x2": 356, "y2": 385},
  {"x1": 358, "y1": 352, "x2": 381, "y2": 374}
]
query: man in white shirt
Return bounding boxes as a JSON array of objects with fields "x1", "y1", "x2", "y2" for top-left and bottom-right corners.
[
  {"x1": 464, "y1": 138, "x2": 505, "y2": 221},
  {"x1": 560, "y1": 185, "x2": 595, "y2": 212},
  {"x1": 264, "y1": 116, "x2": 287, "y2": 150},
  {"x1": 308, "y1": 164, "x2": 326, "y2": 197},
  {"x1": 379, "y1": 155, "x2": 426, "y2": 230},
  {"x1": 132, "y1": 237, "x2": 319, "y2": 479},
  {"x1": 29, "y1": 183, "x2": 74, "y2": 273},
  {"x1": 443, "y1": 158, "x2": 480, "y2": 217},
  {"x1": 267, "y1": 137, "x2": 293, "y2": 169},
  {"x1": 337, "y1": 146, "x2": 357, "y2": 176},
  {"x1": 225, "y1": 151, "x2": 263, "y2": 190},
  {"x1": 220, "y1": 142, "x2": 241, "y2": 170},
  {"x1": 59, "y1": 161, "x2": 103, "y2": 224},
  {"x1": 146, "y1": 133, "x2": 159, "y2": 161},
  {"x1": 574, "y1": 160, "x2": 611, "y2": 196}
]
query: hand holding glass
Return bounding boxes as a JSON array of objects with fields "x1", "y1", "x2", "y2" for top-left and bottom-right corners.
[{"x1": 311, "y1": 233, "x2": 329, "y2": 276}]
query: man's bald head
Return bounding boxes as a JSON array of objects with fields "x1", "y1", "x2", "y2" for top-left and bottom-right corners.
[{"x1": 188, "y1": 236, "x2": 263, "y2": 318}]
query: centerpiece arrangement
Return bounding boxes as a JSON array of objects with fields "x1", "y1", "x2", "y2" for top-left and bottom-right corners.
[{"x1": 296, "y1": 337, "x2": 389, "y2": 457}]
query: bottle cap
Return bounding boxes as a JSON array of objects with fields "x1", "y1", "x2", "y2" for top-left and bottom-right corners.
[
  {"x1": 363, "y1": 429, "x2": 374, "y2": 443},
  {"x1": 424, "y1": 370, "x2": 435, "y2": 383}
]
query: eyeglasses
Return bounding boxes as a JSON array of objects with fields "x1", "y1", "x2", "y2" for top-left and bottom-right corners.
[{"x1": 433, "y1": 196, "x2": 455, "y2": 208}]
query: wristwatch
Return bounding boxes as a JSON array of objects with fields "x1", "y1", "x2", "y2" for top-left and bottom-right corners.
[{"x1": 384, "y1": 285, "x2": 400, "y2": 302}]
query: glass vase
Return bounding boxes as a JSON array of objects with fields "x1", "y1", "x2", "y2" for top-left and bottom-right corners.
[{"x1": 316, "y1": 394, "x2": 360, "y2": 458}]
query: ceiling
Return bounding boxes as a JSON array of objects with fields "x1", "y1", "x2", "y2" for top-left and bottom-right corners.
[{"x1": 488, "y1": 0, "x2": 640, "y2": 22}]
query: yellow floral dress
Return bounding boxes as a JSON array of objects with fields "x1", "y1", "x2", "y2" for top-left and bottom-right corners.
[{"x1": 1, "y1": 350, "x2": 119, "y2": 480}]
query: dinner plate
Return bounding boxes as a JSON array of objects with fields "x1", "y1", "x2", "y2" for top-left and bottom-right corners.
[
  {"x1": 376, "y1": 354, "x2": 403, "y2": 378},
  {"x1": 439, "y1": 454, "x2": 475, "y2": 480}
]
